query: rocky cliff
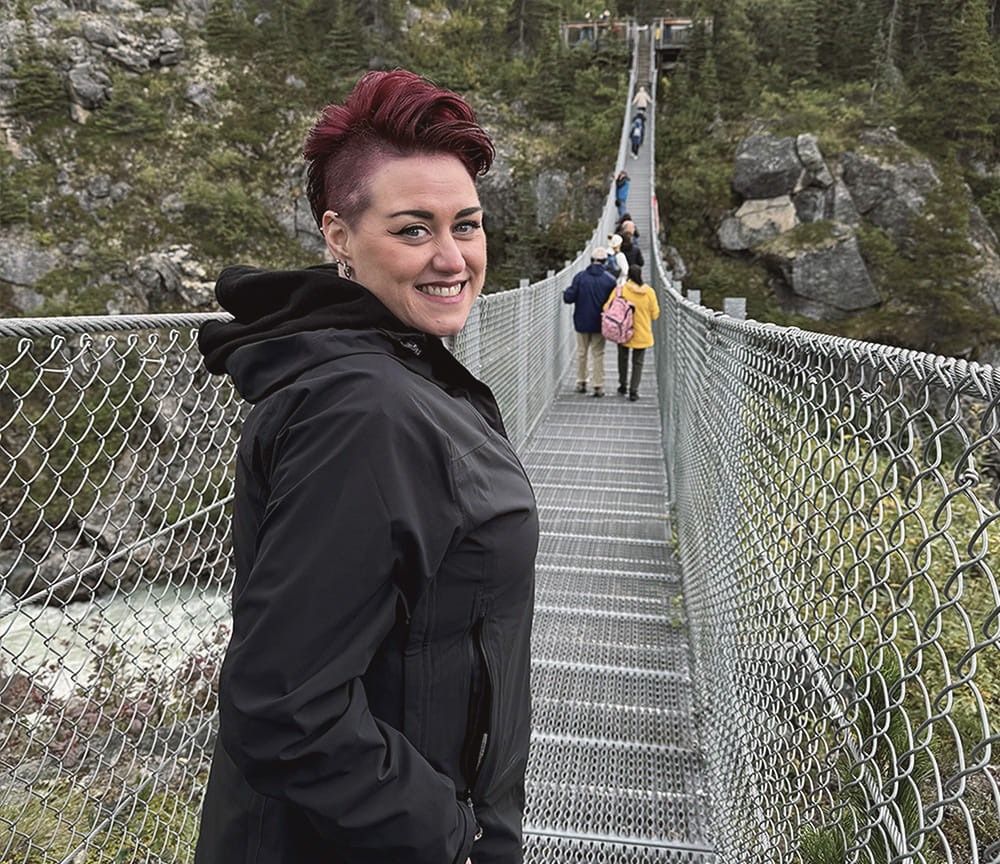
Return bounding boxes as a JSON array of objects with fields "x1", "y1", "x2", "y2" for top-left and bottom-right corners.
[
  {"x1": 716, "y1": 128, "x2": 1000, "y2": 360},
  {"x1": 0, "y1": 0, "x2": 608, "y2": 318}
]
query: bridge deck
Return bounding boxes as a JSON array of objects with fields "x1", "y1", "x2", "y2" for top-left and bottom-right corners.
[
  {"x1": 518, "y1": 48, "x2": 715, "y2": 858},
  {"x1": 519, "y1": 359, "x2": 715, "y2": 862}
]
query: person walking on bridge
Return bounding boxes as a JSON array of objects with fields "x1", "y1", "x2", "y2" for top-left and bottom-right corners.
[
  {"x1": 614, "y1": 171, "x2": 630, "y2": 220},
  {"x1": 629, "y1": 114, "x2": 645, "y2": 159},
  {"x1": 605, "y1": 263, "x2": 659, "y2": 401},
  {"x1": 631, "y1": 84, "x2": 651, "y2": 114},
  {"x1": 564, "y1": 246, "x2": 617, "y2": 397}
]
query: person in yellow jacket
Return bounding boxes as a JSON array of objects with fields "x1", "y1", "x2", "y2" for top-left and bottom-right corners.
[{"x1": 603, "y1": 264, "x2": 659, "y2": 401}]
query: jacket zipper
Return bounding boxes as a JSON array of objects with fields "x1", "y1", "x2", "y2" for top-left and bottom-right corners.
[{"x1": 462, "y1": 615, "x2": 492, "y2": 800}]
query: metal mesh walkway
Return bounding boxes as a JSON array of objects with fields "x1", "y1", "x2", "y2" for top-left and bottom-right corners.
[{"x1": 519, "y1": 357, "x2": 716, "y2": 863}]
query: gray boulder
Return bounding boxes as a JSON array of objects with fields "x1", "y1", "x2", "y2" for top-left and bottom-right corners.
[
  {"x1": 82, "y1": 18, "x2": 123, "y2": 48},
  {"x1": 793, "y1": 178, "x2": 860, "y2": 225},
  {"x1": 130, "y1": 246, "x2": 215, "y2": 311},
  {"x1": 839, "y1": 129, "x2": 939, "y2": 243},
  {"x1": 718, "y1": 195, "x2": 799, "y2": 251},
  {"x1": 733, "y1": 134, "x2": 806, "y2": 199},
  {"x1": 762, "y1": 223, "x2": 879, "y2": 316},
  {"x1": 531, "y1": 168, "x2": 572, "y2": 229},
  {"x1": 68, "y1": 63, "x2": 113, "y2": 110},
  {"x1": 0, "y1": 228, "x2": 61, "y2": 286},
  {"x1": 796, "y1": 134, "x2": 834, "y2": 187}
]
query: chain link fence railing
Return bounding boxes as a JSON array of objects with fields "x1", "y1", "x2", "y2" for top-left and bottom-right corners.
[
  {"x1": 0, "y1": 224, "x2": 622, "y2": 862},
  {"x1": 0, "y1": 43, "x2": 636, "y2": 864},
  {"x1": 650, "y1": 239, "x2": 1000, "y2": 861}
]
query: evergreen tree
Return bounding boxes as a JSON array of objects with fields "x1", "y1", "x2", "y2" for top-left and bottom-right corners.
[
  {"x1": 942, "y1": 0, "x2": 1000, "y2": 148},
  {"x1": 327, "y1": 1, "x2": 366, "y2": 73},
  {"x1": 12, "y1": 38, "x2": 66, "y2": 123},
  {"x1": 204, "y1": 0, "x2": 253, "y2": 55},
  {"x1": 708, "y1": 0, "x2": 759, "y2": 116},
  {"x1": 870, "y1": 0, "x2": 905, "y2": 99},
  {"x1": 816, "y1": 0, "x2": 858, "y2": 81},
  {"x1": 879, "y1": 173, "x2": 998, "y2": 356},
  {"x1": 782, "y1": 0, "x2": 820, "y2": 82},
  {"x1": 904, "y1": 0, "x2": 964, "y2": 84},
  {"x1": 505, "y1": 0, "x2": 560, "y2": 58},
  {"x1": 529, "y1": 32, "x2": 571, "y2": 122},
  {"x1": 910, "y1": 0, "x2": 1000, "y2": 153}
]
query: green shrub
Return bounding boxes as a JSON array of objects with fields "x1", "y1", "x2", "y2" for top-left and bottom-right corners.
[
  {"x1": 11, "y1": 56, "x2": 67, "y2": 124},
  {"x1": 181, "y1": 176, "x2": 275, "y2": 259}
]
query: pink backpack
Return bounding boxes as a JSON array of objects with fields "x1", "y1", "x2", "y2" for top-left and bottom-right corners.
[{"x1": 601, "y1": 285, "x2": 635, "y2": 344}]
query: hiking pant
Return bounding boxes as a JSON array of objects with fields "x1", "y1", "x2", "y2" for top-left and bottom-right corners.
[
  {"x1": 617, "y1": 345, "x2": 646, "y2": 395},
  {"x1": 576, "y1": 331, "x2": 606, "y2": 389}
]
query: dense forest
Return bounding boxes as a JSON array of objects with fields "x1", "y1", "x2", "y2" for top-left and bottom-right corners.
[
  {"x1": 4, "y1": 0, "x2": 1000, "y2": 357},
  {"x1": 658, "y1": 0, "x2": 1000, "y2": 358}
]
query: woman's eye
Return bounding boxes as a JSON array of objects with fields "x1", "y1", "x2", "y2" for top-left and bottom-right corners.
[
  {"x1": 455, "y1": 220, "x2": 482, "y2": 235},
  {"x1": 392, "y1": 225, "x2": 429, "y2": 239}
]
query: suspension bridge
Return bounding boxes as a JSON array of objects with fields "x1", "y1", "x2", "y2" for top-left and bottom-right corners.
[{"x1": 1, "y1": 25, "x2": 999, "y2": 864}]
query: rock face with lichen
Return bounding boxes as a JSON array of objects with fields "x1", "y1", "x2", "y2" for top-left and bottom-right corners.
[
  {"x1": 717, "y1": 129, "x2": 1000, "y2": 324},
  {"x1": 0, "y1": 0, "x2": 603, "y2": 317}
]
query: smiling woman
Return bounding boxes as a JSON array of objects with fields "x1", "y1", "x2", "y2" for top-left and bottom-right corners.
[
  {"x1": 193, "y1": 70, "x2": 538, "y2": 864},
  {"x1": 322, "y1": 153, "x2": 486, "y2": 337}
]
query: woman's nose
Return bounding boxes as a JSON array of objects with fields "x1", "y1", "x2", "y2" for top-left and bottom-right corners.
[{"x1": 433, "y1": 234, "x2": 465, "y2": 272}]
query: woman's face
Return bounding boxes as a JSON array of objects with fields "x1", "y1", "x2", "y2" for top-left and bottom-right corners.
[{"x1": 323, "y1": 153, "x2": 486, "y2": 337}]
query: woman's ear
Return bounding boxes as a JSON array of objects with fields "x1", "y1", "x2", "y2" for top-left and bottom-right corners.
[{"x1": 321, "y1": 210, "x2": 350, "y2": 261}]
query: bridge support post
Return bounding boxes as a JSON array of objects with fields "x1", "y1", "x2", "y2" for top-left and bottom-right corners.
[{"x1": 723, "y1": 297, "x2": 746, "y2": 320}]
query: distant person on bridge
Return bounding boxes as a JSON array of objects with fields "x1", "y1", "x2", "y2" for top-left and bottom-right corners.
[
  {"x1": 631, "y1": 84, "x2": 651, "y2": 114},
  {"x1": 620, "y1": 231, "x2": 643, "y2": 270},
  {"x1": 615, "y1": 170, "x2": 630, "y2": 220},
  {"x1": 605, "y1": 263, "x2": 660, "y2": 401},
  {"x1": 193, "y1": 69, "x2": 537, "y2": 864},
  {"x1": 629, "y1": 114, "x2": 645, "y2": 159},
  {"x1": 606, "y1": 233, "x2": 629, "y2": 285},
  {"x1": 616, "y1": 215, "x2": 639, "y2": 246},
  {"x1": 564, "y1": 245, "x2": 617, "y2": 397}
]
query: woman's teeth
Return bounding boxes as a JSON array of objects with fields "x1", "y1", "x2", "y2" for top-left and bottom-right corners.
[{"x1": 417, "y1": 283, "x2": 463, "y2": 297}]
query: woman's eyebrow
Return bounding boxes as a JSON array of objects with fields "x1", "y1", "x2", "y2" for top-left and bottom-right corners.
[{"x1": 388, "y1": 206, "x2": 483, "y2": 219}]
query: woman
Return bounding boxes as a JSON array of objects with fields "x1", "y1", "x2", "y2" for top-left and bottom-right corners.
[
  {"x1": 619, "y1": 231, "x2": 643, "y2": 270},
  {"x1": 605, "y1": 263, "x2": 660, "y2": 401},
  {"x1": 195, "y1": 70, "x2": 538, "y2": 864}
]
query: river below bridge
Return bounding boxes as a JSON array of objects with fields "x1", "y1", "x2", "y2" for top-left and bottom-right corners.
[{"x1": 1, "y1": 582, "x2": 231, "y2": 700}]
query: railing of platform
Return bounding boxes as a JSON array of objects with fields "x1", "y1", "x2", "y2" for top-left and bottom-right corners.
[{"x1": 651, "y1": 227, "x2": 1000, "y2": 864}]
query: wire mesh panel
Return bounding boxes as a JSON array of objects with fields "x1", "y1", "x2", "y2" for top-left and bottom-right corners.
[
  {"x1": 650, "y1": 241, "x2": 1000, "y2": 862},
  {"x1": 0, "y1": 315, "x2": 241, "y2": 863}
]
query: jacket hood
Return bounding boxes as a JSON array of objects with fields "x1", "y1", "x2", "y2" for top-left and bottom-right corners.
[
  {"x1": 198, "y1": 263, "x2": 432, "y2": 401},
  {"x1": 198, "y1": 265, "x2": 505, "y2": 431},
  {"x1": 199, "y1": 264, "x2": 418, "y2": 373}
]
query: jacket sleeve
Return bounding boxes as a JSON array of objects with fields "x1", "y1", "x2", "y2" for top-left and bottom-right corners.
[
  {"x1": 650, "y1": 287, "x2": 661, "y2": 320},
  {"x1": 563, "y1": 277, "x2": 579, "y2": 303},
  {"x1": 220, "y1": 367, "x2": 476, "y2": 864},
  {"x1": 636, "y1": 247, "x2": 645, "y2": 267}
]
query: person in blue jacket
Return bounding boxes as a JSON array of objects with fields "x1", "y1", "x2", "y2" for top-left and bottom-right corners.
[
  {"x1": 563, "y1": 246, "x2": 617, "y2": 397},
  {"x1": 194, "y1": 69, "x2": 538, "y2": 864},
  {"x1": 630, "y1": 114, "x2": 645, "y2": 158},
  {"x1": 614, "y1": 170, "x2": 630, "y2": 220}
]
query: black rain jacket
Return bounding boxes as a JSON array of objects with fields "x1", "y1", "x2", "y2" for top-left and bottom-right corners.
[{"x1": 194, "y1": 265, "x2": 538, "y2": 864}]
